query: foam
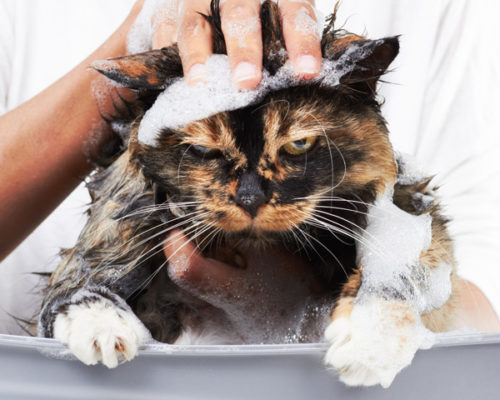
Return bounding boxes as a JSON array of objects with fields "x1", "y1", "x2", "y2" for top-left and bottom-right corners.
[
  {"x1": 138, "y1": 40, "x2": 382, "y2": 146},
  {"x1": 223, "y1": 16, "x2": 260, "y2": 48},
  {"x1": 395, "y1": 151, "x2": 427, "y2": 185},
  {"x1": 356, "y1": 190, "x2": 439, "y2": 312},
  {"x1": 127, "y1": 0, "x2": 178, "y2": 54},
  {"x1": 352, "y1": 184, "x2": 453, "y2": 360},
  {"x1": 293, "y1": 6, "x2": 320, "y2": 39},
  {"x1": 323, "y1": 183, "x2": 455, "y2": 386}
]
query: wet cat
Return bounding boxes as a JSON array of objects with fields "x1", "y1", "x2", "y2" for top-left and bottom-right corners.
[{"x1": 38, "y1": 0, "x2": 458, "y2": 387}]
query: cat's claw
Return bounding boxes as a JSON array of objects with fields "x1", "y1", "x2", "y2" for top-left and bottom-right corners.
[
  {"x1": 324, "y1": 301, "x2": 433, "y2": 388},
  {"x1": 53, "y1": 297, "x2": 150, "y2": 368}
]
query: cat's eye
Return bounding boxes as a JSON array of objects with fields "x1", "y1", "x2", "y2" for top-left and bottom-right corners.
[
  {"x1": 191, "y1": 144, "x2": 221, "y2": 158},
  {"x1": 281, "y1": 136, "x2": 318, "y2": 155}
]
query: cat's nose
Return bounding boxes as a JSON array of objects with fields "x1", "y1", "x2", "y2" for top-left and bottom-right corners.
[{"x1": 235, "y1": 172, "x2": 268, "y2": 218}]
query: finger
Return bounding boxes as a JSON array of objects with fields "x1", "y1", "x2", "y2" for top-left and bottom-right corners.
[
  {"x1": 164, "y1": 230, "x2": 242, "y2": 295},
  {"x1": 177, "y1": 0, "x2": 213, "y2": 84},
  {"x1": 152, "y1": 19, "x2": 178, "y2": 49},
  {"x1": 220, "y1": 0, "x2": 262, "y2": 90},
  {"x1": 279, "y1": 0, "x2": 322, "y2": 79},
  {"x1": 151, "y1": 0, "x2": 180, "y2": 48}
]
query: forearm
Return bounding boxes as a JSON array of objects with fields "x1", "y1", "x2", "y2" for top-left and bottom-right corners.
[{"x1": 0, "y1": 2, "x2": 142, "y2": 261}]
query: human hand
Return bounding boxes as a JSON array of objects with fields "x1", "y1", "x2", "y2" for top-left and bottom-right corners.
[
  {"x1": 163, "y1": 230, "x2": 332, "y2": 343},
  {"x1": 130, "y1": 0, "x2": 322, "y2": 89}
]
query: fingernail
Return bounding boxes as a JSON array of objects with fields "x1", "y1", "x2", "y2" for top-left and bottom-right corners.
[
  {"x1": 295, "y1": 55, "x2": 321, "y2": 76},
  {"x1": 232, "y1": 62, "x2": 258, "y2": 84},
  {"x1": 188, "y1": 63, "x2": 206, "y2": 84}
]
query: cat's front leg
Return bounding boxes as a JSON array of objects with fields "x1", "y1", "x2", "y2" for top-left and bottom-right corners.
[
  {"x1": 324, "y1": 192, "x2": 456, "y2": 387},
  {"x1": 41, "y1": 287, "x2": 150, "y2": 368}
]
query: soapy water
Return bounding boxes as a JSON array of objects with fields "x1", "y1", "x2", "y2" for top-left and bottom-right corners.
[{"x1": 167, "y1": 244, "x2": 334, "y2": 344}]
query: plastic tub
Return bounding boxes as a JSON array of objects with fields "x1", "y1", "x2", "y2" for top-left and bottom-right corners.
[{"x1": 1, "y1": 332, "x2": 499, "y2": 400}]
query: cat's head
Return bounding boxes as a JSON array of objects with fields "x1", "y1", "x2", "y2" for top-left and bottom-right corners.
[{"x1": 94, "y1": 0, "x2": 398, "y2": 239}]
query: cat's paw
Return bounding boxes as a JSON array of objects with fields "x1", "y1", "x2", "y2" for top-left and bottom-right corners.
[
  {"x1": 324, "y1": 300, "x2": 434, "y2": 388},
  {"x1": 53, "y1": 295, "x2": 150, "y2": 368}
]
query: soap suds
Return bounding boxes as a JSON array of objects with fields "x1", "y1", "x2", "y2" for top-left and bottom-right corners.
[
  {"x1": 223, "y1": 16, "x2": 260, "y2": 47},
  {"x1": 294, "y1": 6, "x2": 320, "y2": 39},
  {"x1": 395, "y1": 151, "x2": 427, "y2": 185},
  {"x1": 127, "y1": 0, "x2": 179, "y2": 54},
  {"x1": 333, "y1": 176, "x2": 454, "y2": 386},
  {"x1": 138, "y1": 40, "x2": 383, "y2": 146},
  {"x1": 356, "y1": 191, "x2": 433, "y2": 305},
  {"x1": 355, "y1": 188, "x2": 451, "y2": 315}
]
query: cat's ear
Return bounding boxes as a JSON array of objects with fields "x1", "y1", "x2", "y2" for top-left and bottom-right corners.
[
  {"x1": 91, "y1": 47, "x2": 183, "y2": 90},
  {"x1": 325, "y1": 35, "x2": 400, "y2": 96},
  {"x1": 321, "y1": 6, "x2": 399, "y2": 95}
]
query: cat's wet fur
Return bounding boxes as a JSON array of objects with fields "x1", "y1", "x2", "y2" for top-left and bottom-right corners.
[{"x1": 37, "y1": 0, "x2": 457, "y2": 384}]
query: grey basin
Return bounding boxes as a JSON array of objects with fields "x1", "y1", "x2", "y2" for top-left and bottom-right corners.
[{"x1": 0, "y1": 333, "x2": 498, "y2": 400}]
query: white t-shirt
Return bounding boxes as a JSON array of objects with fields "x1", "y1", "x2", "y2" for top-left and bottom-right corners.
[{"x1": 0, "y1": 0, "x2": 499, "y2": 334}]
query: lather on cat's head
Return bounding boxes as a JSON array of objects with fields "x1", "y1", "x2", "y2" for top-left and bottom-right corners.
[{"x1": 94, "y1": 0, "x2": 399, "y2": 237}]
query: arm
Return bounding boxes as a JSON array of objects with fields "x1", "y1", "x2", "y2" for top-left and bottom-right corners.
[{"x1": 0, "y1": 2, "x2": 144, "y2": 261}]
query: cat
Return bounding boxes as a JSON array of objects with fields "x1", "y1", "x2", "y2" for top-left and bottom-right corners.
[{"x1": 37, "y1": 0, "x2": 458, "y2": 387}]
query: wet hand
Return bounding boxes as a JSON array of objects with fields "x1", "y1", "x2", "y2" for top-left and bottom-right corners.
[
  {"x1": 133, "y1": 0, "x2": 322, "y2": 89},
  {"x1": 163, "y1": 229, "x2": 330, "y2": 343}
]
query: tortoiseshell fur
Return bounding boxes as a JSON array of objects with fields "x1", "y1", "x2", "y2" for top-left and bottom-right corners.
[{"x1": 38, "y1": 0, "x2": 457, "y2": 381}]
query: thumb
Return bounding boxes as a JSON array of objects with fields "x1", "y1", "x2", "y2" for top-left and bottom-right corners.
[{"x1": 163, "y1": 230, "x2": 243, "y2": 300}]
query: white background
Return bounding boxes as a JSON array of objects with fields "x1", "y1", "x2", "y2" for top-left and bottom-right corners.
[{"x1": 0, "y1": 0, "x2": 499, "y2": 334}]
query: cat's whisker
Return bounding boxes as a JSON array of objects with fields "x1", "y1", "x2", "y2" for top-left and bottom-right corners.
[
  {"x1": 115, "y1": 201, "x2": 203, "y2": 221},
  {"x1": 133, "y1": 222, "x2": 218, "y2": 293},
  {"x1": 162, "y1": 224, "x2": 217, "y2": 269},
  {"x1": 295, "y1": 204, "x2": 380, "y2": 251},
  {"x1": 302, "y1": 111, "x2": 338, "y2": 193},
  {"x1": 177, "y1": 144, "x2": 193, "y2": 182},
  {"x1": 301, "y1": 194, "x2": 423, "y2": 225},
  {"x1": 306, "y1": 207, "x2": 375, "y2": 237},
  {"x1": 300, "y1": 208, "x2": 388, "y2": 257},
  {"x1": 121, "y1": 206, "x2": 204, "y2": 241},
  {"x1": 99, "y1": 211, "x2": 211, "y2": 272},
  {"x1": 127, "y1": 258, "x2": 169, "y2": 300},
  {"x1": 124, "y1": 211, "x2": 211, "y2": 252},
  {"x1": 287, "y1": 225, "x2": 309, "y2": 256},
  {"x1": 290, "y1": 221, "x2": 323, "y2": 261},
  {"x1": 308, "y1": 216, "x2": 384, "y2": 261},
  {"x1": 105, "y1": 209, "x2": 209, "y2": 260},
  {"x1": 325, "y1": 137, "x2": 348, "y2": 191},
  {"x1": 311, "y1": 204, "x2": 372, "y2": 219},
  {"x1": 111, "y1": 203, "x2": 203, "y2": 243},
  {"x1": 111, "y1": 221, "x2": 214, "y2": 295},
  {"x1": 296, "y1": 206, "x2": 353, "y2": 246},
  {"x1": 129, "y1": 225, "x2": 204, "y2": 295},
  {"x1": 106, "y1": 217, "x2": 211, "y2": 284},
  {"x1": 292, "y1": 222, "x2": 349, "y2": 279}
]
